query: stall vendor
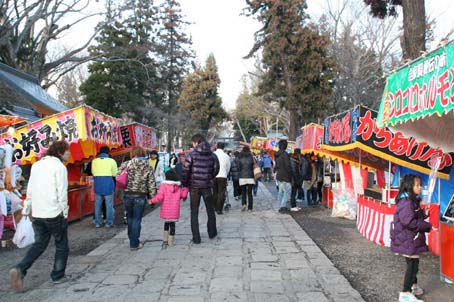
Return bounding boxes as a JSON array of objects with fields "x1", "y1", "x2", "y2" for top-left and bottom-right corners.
[{"x1": 0, "y1": 144, "x2": 23, "y2": 238}]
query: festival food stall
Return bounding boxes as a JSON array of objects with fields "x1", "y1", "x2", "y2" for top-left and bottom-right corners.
[
  {"x1": 377, "y1": 40, "x2": 454, "y2": 283},
  {"x1": 298, "y1": 123, "x2": 345, "y2": 208},
  {"x1": 112, "y1": 122, "x2": 158, "y2": 160},
  {"x1": 111, "y1": 123, "x2": 158, "y2": 203},
  {"x1": 250, "y1": 136, "x2": 295, "y2": 158},
  {"x1": 0, "y1": 105, "x2": 123, "y2": 222},
  {"x1": 322, "y1": 105, "x2": 448, "y2": 254}
]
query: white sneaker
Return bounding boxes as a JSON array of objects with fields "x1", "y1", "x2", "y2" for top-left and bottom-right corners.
[
  {"x1": 399, "y1": 292, "x2": 424, "y2": 302},
  {"x1": 290, "y1": 207, "x2": 301, "y2": 212}
]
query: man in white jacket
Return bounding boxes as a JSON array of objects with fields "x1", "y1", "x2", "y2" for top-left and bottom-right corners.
[
  {"x1": 213, "y1": 142, "x2": 231, "y2": 214},
  {"x1": 10, "y1": 140, "x2": 70, "y2": 292}
]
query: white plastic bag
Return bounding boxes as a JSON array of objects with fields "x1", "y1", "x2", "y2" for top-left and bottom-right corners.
[
  {"x1": 331, "y1": 189, "x2": 357, "y2": 220},
  {"x1": 12, "y1": 216, "x2": 35, "y2": 248}
]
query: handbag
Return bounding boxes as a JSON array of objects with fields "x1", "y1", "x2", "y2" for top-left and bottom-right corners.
[
  {"x1": 253, "y1": 158, "x2": 262, "y2": 181},
  {"x1": 116, "y1": 161, "x2": 131, "y2": 189}
]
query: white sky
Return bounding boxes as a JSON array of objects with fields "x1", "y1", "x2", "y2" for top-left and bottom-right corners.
[
  {"x1": 60, "y1": 0, "x2": 454, "y2": 111},
  {"x1": 179, "y1": 0, "x2": 454, "y2": 110}
]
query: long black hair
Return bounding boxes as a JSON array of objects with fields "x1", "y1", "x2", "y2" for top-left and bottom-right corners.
[{"x1": 396, "y1": 174, "x2": 421, "y2": 204}]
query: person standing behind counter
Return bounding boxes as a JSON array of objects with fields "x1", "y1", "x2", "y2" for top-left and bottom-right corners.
[{"x1": 91, "y1": 146, "x2": 118, "y2": 228}]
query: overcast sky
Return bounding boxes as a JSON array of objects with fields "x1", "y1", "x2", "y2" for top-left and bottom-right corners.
[{"x1": 62, "y1": 0, "x2": 454, "y2": 110}]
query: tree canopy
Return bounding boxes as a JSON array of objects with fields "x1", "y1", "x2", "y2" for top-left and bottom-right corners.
[
  {"x1": 0, "y1": 0, "x2": 100, "y2": 88},
  {"x1": 245, "y1": 0, "x2": 336, "y2": 140},
  {"x1": 178, "y1": 54, "x2": 227, "y2": 139}
]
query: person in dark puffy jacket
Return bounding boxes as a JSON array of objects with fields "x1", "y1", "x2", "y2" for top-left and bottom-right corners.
[
  {"x1": 237, "y1": 146, "x2": 255, "y2": 211},
  {"x1": 390, "y1": 174, "x2": 431, "y2": 302},
  {"x1": 182, "y1": 134, "x2": 220, "y2": 244},
  {"x1": 230, "y1": 151, "x2": 241, "y2": 201}
]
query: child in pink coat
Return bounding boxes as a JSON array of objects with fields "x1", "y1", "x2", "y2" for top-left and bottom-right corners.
[{"x1": 150, "y1": 169, "x2": 188, "y2": 248}]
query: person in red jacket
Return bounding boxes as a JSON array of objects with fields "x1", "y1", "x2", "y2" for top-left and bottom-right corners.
[{"x1": 150, "y1": 169, "x2": 188, "y2": 249}]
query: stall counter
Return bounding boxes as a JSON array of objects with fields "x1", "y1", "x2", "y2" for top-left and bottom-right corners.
[
  {"x1": 68, "y1": 185, "x2": 94, "y2": 222},
  {"x1": 357, "y1": 194, "x2": 440, "y2": 256},
  {"x1": 440, "y1": 221, "x2": 454, "y2": 283}
]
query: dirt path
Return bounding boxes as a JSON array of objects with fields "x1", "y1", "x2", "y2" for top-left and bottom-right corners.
[{"x1": 262, "y1": 181, "x2": 454, "y2": 302}]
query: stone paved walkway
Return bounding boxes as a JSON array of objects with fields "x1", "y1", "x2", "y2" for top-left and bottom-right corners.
[{"x1": 5, "y1": 184, "x2": 365, "y2": 302}]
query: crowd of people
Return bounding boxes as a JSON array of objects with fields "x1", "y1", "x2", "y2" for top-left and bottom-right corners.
[{"x1": 7, "y1": 136, "x2": 435, "y2": 302}]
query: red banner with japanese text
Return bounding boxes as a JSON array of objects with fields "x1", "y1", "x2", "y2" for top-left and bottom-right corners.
[{"x1": 323, "y1": 105, "x2": 453, "y2": 179}]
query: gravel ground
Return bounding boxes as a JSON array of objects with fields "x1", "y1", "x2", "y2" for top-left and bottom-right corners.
[
  {"x1": 263, "y1": 181, "x2": 454, "y2": 302},
  {"x1": 0, "y1": 203, "x2": 156, "y2": 298}
]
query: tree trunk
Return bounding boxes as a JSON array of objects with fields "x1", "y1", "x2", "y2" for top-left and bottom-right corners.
[
  {"x1": 401, "y1": 0, "x2": 426, "y2": 60},
  {"x1": 288, "y1": 108, "x2": 299, "y2": 140}
]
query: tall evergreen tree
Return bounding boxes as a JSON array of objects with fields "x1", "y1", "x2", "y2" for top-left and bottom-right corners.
[
  {"x1": 178, "y1": 54, "x2": 227, "y2": 138},
  {"x1": 245, "y1": 0, "x2": 336, "y2": 140},
  {"x1": 155, "y1": 0, "x2": 194, "y2": 151},
  {"x1": 79, "y1": 0, "x2": 157, "y2": 123}
]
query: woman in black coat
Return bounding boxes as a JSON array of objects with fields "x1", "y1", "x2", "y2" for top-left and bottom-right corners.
[{"x1": 237, "y1": 146, "x2": 255, "y2": 211}]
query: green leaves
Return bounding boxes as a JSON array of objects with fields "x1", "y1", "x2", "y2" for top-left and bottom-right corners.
[
  {"x1": 178, "y1": 54, "x2": 227, "y2": 136},
  {"x1": 245, "y1": 0, "x2": 336, "y2": 139}
]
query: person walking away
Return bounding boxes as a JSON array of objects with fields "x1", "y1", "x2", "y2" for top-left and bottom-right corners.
[
  {"x1": 169, "y1": 153, "x2": 178, "y2": 169},
  {"x1": 182, "y1": 134, "x2": 219, "y2": 244},
  {"x1": 237, "y1": 146, "x2": 255, "y2": 212},
  {"x1": 149, "y1": 150, "x2": 164, "y2": 186},
  {"x1": 289, "y1": 149, "x2": 303, "y2": 212},
  {"x1": 308, "y1": 156, "x2": 318, "y2": 205},
  {"x1": 213, "y1": 142, "x2": 231, "y2": 214},
  {"x1": 274, "y1": 140, "x2": 292, "y2": 213},
  {"x1": 390, "y1": 174, "x2": 432, "y2": 302},
  {"x1": 118, "y1": 146, "x2": 157, "y2": 250},
  {"x1": 252, "y1": 153, "x2": 260, "y2": 197},
  {"x1": 302, "y1": 154, "x2": 315, "y2": 206},
  {"x1": 150, "y1": 169, "x2": 188, "y2": 249},
  {"x1": 316, "y1": 157, "x2": 324, "y2": 204},
  {"x1": 91, "y1": 146, "x2": 118, "y2": 228},
  {"x1": 10, "y1": 141, "x2": 71, "y2": 291},
  {"x1": 261, "y1": 152, "x2": 273, "y2": 182},
  {"x1": 230, "y1": 151, "x2": 241, "y2": 201}
]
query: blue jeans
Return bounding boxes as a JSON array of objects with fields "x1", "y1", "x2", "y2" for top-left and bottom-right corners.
[
  {"x1": 277, "y1": 181, "x2": 291, "y2": 209},
  {"x1": 253, "y1": 180, "x2": 259, "y2": 196},
  {"x1": 124, "y1": 194, "x2": 146, "y2": 248},
  {"x1": 17, "y1": 214, "x2": 69, "y2": 281},
  {"x1": 95, "y1": 194, "x2": 114, "y2": 226}
]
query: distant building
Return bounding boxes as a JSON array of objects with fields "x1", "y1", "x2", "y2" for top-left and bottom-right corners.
[{"x1": 0, "y1": 62, "x2": 67, "y2": 127}]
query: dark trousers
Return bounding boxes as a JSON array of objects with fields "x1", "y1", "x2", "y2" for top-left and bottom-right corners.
[
  {"x1": 233, "y1": 180, "x2": 240, "y2": 198},
  {"x1": 241, "y1": 184, "x2": 254, "y2": 210},
  {"x1": 124, "y1": 194, "x2": 146, "y2": 248},
  {"x1": 307, "y1": 187, "x2": 317, "y2": 205},
  {"x1": 403, "y1": 258, "x2": 419, "y2": 292},
  {"x1": 213, "y1": 177, "x2": 227, "y2": 212},
  {"x1": 164, "y1": 222, "x2": 176, "y2": 236},
  {"x1": 190, "y1": 188, "x2": 217, "y2": 242},
  {"x1": 17, "y1": 214, "x2": 69, "y2": 281},
  {"x1": 263, "y1": 167, "x2": 272, "y2": 181},
  {"x1": 290, "y1": 183, "x2": 304, "y2": 207},
  {"x1": 317, "y1": 181, "x2": 323, "y2": 202}
]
